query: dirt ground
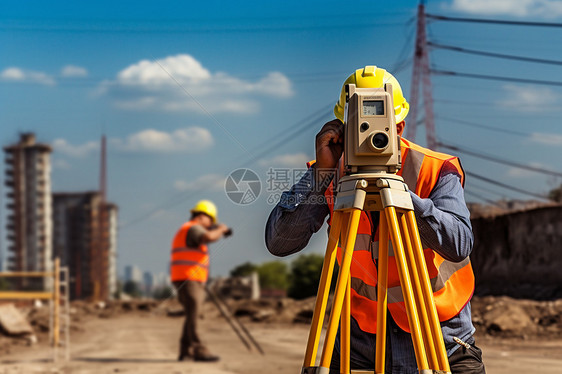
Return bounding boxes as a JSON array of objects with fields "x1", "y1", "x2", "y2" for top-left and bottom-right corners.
[{"x1": 0, "y1": 310, "x2": 561, "y2": 374}]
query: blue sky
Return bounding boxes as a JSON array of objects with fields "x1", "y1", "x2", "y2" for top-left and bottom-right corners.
[{"x1": 1, "y1": 0, "x2": 561, "y2": 279}]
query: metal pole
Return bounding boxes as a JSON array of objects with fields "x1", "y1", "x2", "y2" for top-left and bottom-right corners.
[
  {"x1": 53, "y1": 258, "x2": 60, "y2": 361},
  {"x1": 205, "y1": 286, "x2": 265, "y2": 354}
]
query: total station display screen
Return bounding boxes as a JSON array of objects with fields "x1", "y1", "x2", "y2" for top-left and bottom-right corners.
[{"x1": 363, "y1": 100, "x2": 385, "y2": 116}]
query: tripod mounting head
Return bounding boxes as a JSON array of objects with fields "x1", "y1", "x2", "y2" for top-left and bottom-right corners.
[{"x1": 343, "y1": 83, "x2": 402, "y2": 174}]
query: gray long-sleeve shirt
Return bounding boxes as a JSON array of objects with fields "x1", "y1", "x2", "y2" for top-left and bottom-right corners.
[{"x1": 265, "y1": 165, "x2": 476, "y2": 372}]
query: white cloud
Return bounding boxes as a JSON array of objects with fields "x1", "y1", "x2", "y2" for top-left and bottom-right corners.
[
  {"x1": 448, "y1": 0, "x2": 562, "y2": 18},
  {"x1": 531, "y1": 132, "x2": 562, "y2": 145},
  {"x1": 111, "y1": 127, "x2": 214, "y2": 153},
  {"x1": 259, "y1": 152, "x2": 311, "y2": 168},
  {"x1": 497, "y1": 84, "x2": 559, "y2": 112},
  {"x1": 507, "y1": 162, "x2": 551, "y2": 177},
  {"x1": 174, "y1": 174, "x2": 225, "y2": 191},
  {"x1": 0, "y1": 67, "x2": 55, "y2": 85},
  {"x1": 52, "y1": 159, "x2": 72, "y2": 170},
  {"x1": 99, "y1": 54, "x2": 293, "y2": 113},
  {"x1": 51, "y1": 126, "x2": 213, "y2": 159},
  {"x1": 52, "y1": 139, "x2": 99, "y2": 157},
  {"x1": 61, "y1": 65, "x2": 88, "y2": 78}
]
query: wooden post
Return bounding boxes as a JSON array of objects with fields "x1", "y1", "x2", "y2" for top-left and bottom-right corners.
[{"x1": 53, "y1": 258, "x2": 60, "y2": 347}]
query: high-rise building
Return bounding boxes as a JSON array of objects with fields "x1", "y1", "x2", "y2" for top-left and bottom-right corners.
[
  {"x1": 143, "y1": 271, "x2": 154, "y2": 296},
  {"x1": 124, "y1": 265, "x2": 142, "y2": 284},
  {"x1": 52, "y1": 192, "x2": 118, "y2": 300},
  {"x1": 4, "y1": 133, "x2": 53, "y2": 289},
  {"x1": 106, "y1": 203, "x2": 118, "y2": 299}
]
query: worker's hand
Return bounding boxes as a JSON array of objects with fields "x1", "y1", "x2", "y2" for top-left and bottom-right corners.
[
  {"x1": 315, "y1": 119, "x2": 344, "y2": 170},
  {"x1": 216, "y1": 223, "x2": 229, "y2": 233}
]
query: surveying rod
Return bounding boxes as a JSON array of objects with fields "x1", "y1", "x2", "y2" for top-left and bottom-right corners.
[{"x1": 301, "y1": 82, "x2": 450, "y2": 374}]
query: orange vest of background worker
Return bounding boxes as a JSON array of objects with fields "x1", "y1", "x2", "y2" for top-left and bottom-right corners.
[{"x1": 170, "y1": 200, "x2": 231, "y2": 363}]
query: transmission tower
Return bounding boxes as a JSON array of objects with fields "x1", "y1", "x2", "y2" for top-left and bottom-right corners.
[{"x1": 407, "y1": 1, "x2": 437, "y2": 149}]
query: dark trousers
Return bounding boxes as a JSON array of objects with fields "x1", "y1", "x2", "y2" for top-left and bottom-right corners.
[
  {"x1": 329, "y1": 343, "x2": 485, "y2": 374},
  {"x1": 173, "y1": 280, "x2": 211, "y2": 358},
  {"x1": 330, "y1": 332, "x2": 485, "y2": 374},
  {"x1": 448, "y1": 341, "x2": 486, "y2": 374}
]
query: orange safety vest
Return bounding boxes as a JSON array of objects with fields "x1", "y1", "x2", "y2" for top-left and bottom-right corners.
[
  {"x1": 324, "y1": 138, "x2": 474, "y2": 334},
  {"x1": 170, "y1": 220, "x2": 209, "y2": 283}
]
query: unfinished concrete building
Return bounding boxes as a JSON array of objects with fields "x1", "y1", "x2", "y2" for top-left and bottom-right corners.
[
  {"x1": 4, "y1": 133, "x2": 53, "y2": 290},
  {"x1": 52, "y1": 192, "x2": 118, "y2": 300}
]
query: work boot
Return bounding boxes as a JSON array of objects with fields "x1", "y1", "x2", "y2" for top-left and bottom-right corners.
[
  {"x1": 193, "y1": 346, "x2": 219, "y2": 362},
  {"x1": 178, "y1": 346, "x2": 192, "y2": 361},
  {"x1": 194, "y1": 354, "x2": 220, "y2": 362}
]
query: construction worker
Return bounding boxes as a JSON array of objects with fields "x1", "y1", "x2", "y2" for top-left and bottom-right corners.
[
  {"x1": 170, "y1": 200, "x2": 231, "y2": 362},
  {"x1": 265, "y1": 67, "x2": 486, "y2": 373}
]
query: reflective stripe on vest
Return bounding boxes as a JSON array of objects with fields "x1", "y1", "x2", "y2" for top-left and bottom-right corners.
[
  {"x1": 171, "y1": 247, "x2": 207, "y2": 254},
  {"x1": 170, "y1": 220, "x2": 209, "y2": 283},
  {"x1": 326, "y1": 138, "x2": 474, "y2": 334},
  {"x1": 401, "y1": 146, "x2": 424, "y2": 191},
  {"x1": 170, "y1": 259, "x2": 210, "y2": 268}
]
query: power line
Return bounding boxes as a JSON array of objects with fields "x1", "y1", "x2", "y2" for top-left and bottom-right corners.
[
  {"x1": 438, "y1": 142, "x2": 562, "y2": 178},
  {"x1": 431, "y1": 69, "x2": 562, "y2": 87},
  {"x1": 428, "y1": 41, "x2": 562, "y2": 66},
  {"x1": 465, "y1": 171, "x2": 550, "y2": 201},
  {"x1": 119, "y1": 104, "x2": 332, "y2": 230},
  {"x1": 0, "y1": 21, "x2": 406, "y2": 34},
  {"x1": 426, "y1": 13, "x2": 562, "y2": 28},
  {"x1": 434, "y1": 98, "x2": 559, "y2": 111},
  {"x1": 436, "y1": 116, "x2": 531, "y2": 138},
  {"x1": 463, "y1": 189, "x2": 504, "y2": 207},
  {"x1": 468, "y1": 182, "x2": 511, "y2": 199}
]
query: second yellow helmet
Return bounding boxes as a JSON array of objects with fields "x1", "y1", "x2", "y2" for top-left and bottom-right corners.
[
  {"x1": 334, "y1": 66, "x2": 410, "y2": 123},
  {"x1": 191, "y1": 200, "x2": 217, "y2": 223}
]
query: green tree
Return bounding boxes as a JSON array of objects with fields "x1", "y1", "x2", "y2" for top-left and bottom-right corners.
[
  {"x1": 288, "y1": 254, "x2": 324, "y2": 299},
  {"x1": 257, "y1": 261, "x2": 289, "y2": 291},
  {"x1": 152, "y1": 286, "x2": 173, "y2": 300},
  {"x1": 123, "y1": 280, "x2": 142, "y2": 298},
  {"x1": 548, "y1": 183, "x2": 562, "y2": 202},
  {"x1": 230, "y1": 262, "x2": 258, "y2": 277},
  {"x1": 0, "y1": 277, "x2": 10, "y2": 291}
]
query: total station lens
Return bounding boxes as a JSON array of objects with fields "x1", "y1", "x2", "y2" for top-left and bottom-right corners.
[{"x1": 372, "y1": 133, "x2": 389, "y2": 149}]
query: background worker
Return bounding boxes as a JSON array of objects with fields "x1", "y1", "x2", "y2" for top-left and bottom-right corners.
[
  {"x1": 265, "y1": 67, "x2": 485, "y2": 373},
  {"x1": 170, "y1": 200, "x2": 231, "y2": 362}
]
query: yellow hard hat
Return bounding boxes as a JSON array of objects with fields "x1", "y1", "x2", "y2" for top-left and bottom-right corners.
[
  {"x1": 190, "y1": 200, "x2": 217, "y2": 223},
  {"x1": 334, "y1": 66, "x2": 410, "y2": 123}
]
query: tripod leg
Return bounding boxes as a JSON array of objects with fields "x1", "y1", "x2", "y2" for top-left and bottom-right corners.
[
  {"x1": 339, "y1": 212, "x2": 352, "y2": 374},
  {"x1": 375, "y1": 211, "x2": 389, "y2": 374},
  {"x1": 319, "y1": 208, "x2": 362, "y2": 370},
  {"x1": 406, "y1": 211, "x2": 451, "y2": 372},
  {"x1": 303, "y1": 210, "x2": 344, "y2": 368},
  {"x1": 341, "y1": 273, "x2": 351, "y2": 374},
  {"x1": 399, "y1": 213, "x2": 439, "y2": 370},
  {"x1": 384, "y1": 206, "x2": 429, "y2": 372}
]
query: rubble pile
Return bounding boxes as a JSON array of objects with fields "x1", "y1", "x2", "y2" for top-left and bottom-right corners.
[
  {"x1": 200, "y1": 295, "x2": 562, "y2": 339},
  {"x1": 2, "y1": 294, "x2": 561, "y2": 358},
  {"x1": 0, "y1": 298, "x2": 163, "y2": 355},
  {"x1": 471, "y1": 296, "x2": 562, "y2": 338},
  {"x1": 222, "y1": 297, "x2": 330, "y2": 324}
]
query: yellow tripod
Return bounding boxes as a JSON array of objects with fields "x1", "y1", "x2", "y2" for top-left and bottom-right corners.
[{"x1": 301, "y1": 173, "x2": 451, "y2": 374}]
